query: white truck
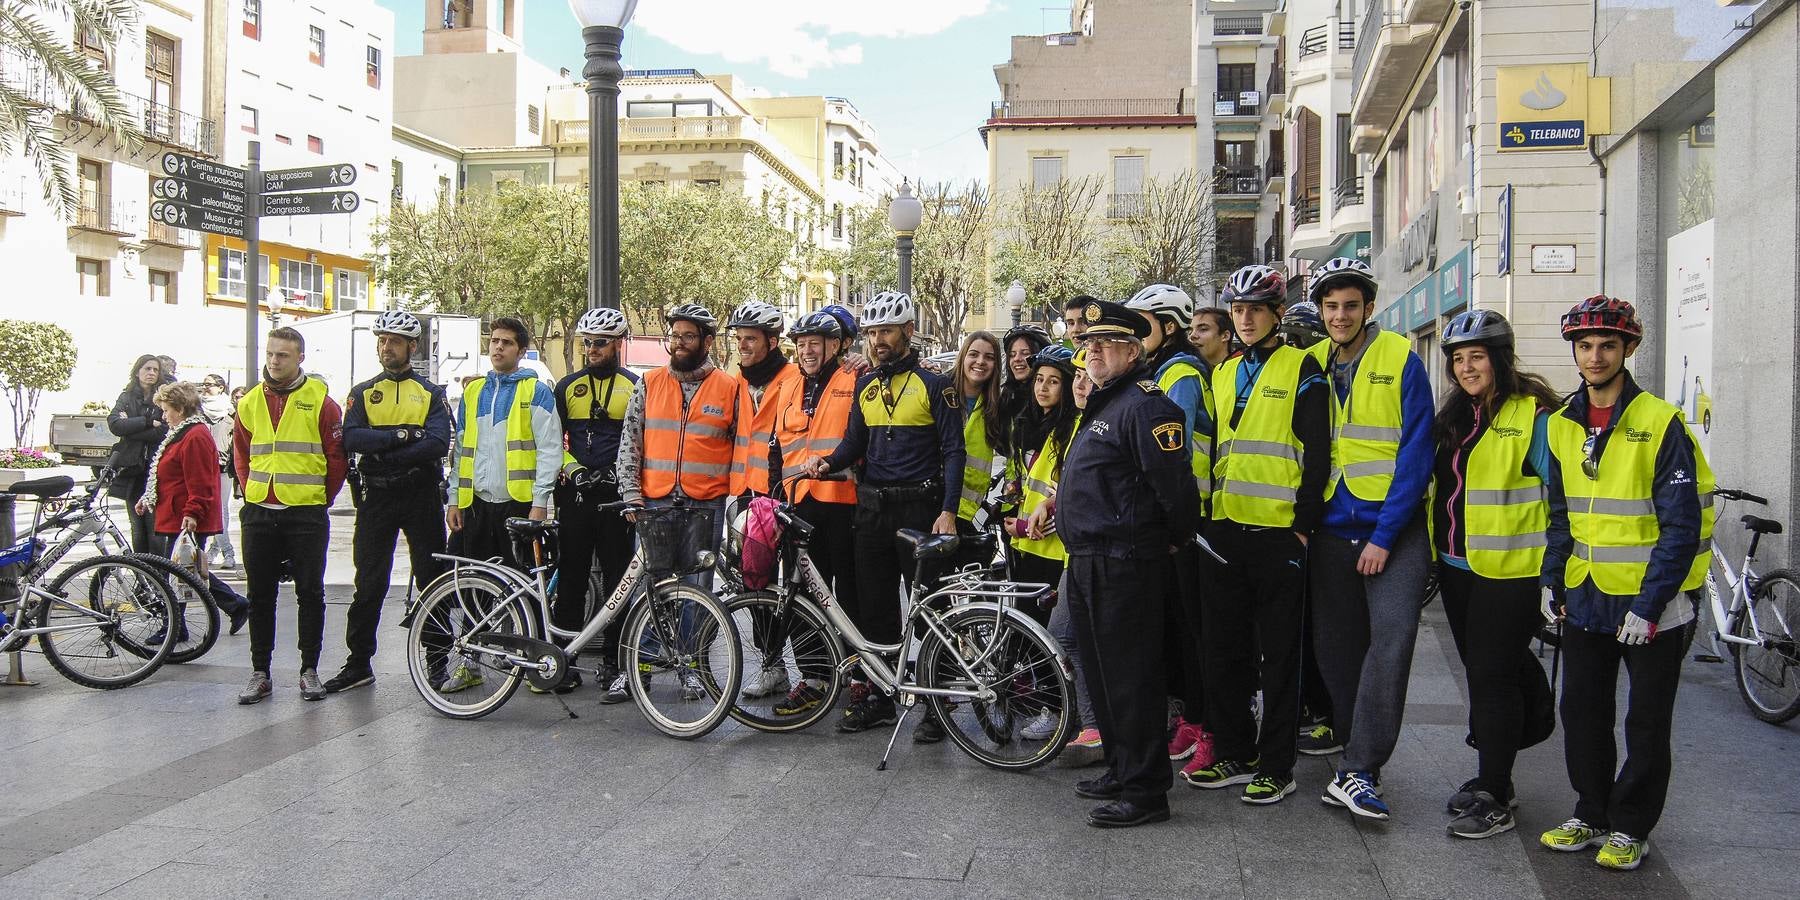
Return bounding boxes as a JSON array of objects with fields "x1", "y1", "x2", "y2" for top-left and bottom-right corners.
[{"x1": 290, "y1": 310, "x2": 485, "y2": 400}]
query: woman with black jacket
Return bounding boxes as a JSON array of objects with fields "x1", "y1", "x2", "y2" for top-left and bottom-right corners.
[{"x1": 108, "y1": 354, "x2": 168, "y2": 552}]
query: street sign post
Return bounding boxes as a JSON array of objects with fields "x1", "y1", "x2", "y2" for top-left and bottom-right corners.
[
  {"x1": 159, "y1": 152, "x2": 245, "y2": 192},
  {"x1": 262, "y1": 164, "x2": 358, "y2": 194},
  {"x1": 150, "y1": 177, "x2": 246, "y2": 216},
  {"x1": 150, "y1": 200, "x2": 245, "y2": 238},
  {"x1": 260, "y1": 191, "x2": 361, "y2": 217}
]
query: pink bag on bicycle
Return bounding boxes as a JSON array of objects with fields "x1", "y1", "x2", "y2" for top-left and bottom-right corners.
[{"x1": 739, "y1": 496, "x2": 784, "y2": 590}]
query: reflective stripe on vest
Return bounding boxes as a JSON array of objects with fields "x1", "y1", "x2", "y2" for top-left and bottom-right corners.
[
  {"x1": 732, "y1": 363, "x2": 803, "y2": 496},
  {"x1": 1013, "y1": 427, "x2": 1072, "y2": 562},
  {"x1": 1462, "y1": 394, "x2": 1548, "y2": 579},
  {"x1": 642, "y1": 367, "x2": 737, "y2": 501},
  {"x1": 1548, "y1": 392, "x2": 1715, "y2": 595},
  {"x1": 457, "y1": 376, "x2": 537, "y2": 507},
  {"x1": 239, "y1": 377, "x2": 330, "y2": 506},
  {"x1": 1157, "y1": 359, "x2": 1214, "y2": 502},
  {"x1": 1309, "y1": 328, "x2": 1410, "y2": 502},
  {"x1": 778, "y1": 366, "x2": 859, "y2": 505},
  {"x1": 1211, "y1": 347, "x2": 1306, "y2": 527},
  {"x1": 959, "y1": 397, "x2": 996, "y2": 521}
]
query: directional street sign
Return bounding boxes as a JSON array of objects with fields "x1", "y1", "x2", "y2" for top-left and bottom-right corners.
[
  {"x1": 150, "y1": 177, "x2": 245, "y2": 215},
  {"x1": 259, "y1": 190, "x2": 361, "y2": 217},
  {"x1": 159, "y1": 151, "x2": 246, "y2": 193},
  {"x1": 151, "y1": 200, "x2": 245, "y2": 239},
  {"x1": 263, "y1": 163, "x2": 358, "y2": 194}
]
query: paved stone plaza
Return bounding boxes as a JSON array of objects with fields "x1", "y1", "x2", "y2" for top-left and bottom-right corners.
[{"x1": 3, "y1": 525, "x2": 1797, "y2": 899}]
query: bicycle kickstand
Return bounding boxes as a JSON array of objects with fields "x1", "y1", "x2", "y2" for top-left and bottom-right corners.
[{"x1": 876, "y1": 696, "x2": 914, "y2": 772}]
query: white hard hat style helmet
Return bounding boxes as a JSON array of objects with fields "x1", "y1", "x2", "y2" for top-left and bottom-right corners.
[
  {"x1": 372, "y1": 310, "x2": 423, "y2": 340},
  {"x1": 1308, "y1": 256, "x2": 1379, "y2": 306},
  {"x1": 1124, "y1": 283, "x2": 1196, "y2": 327},
  {"x1": 665, "y1": 303, "x2": 720, "y2": 335},
  {"x1": 859, "y1": 290, "x2": 917, "y2": 328},
  {"x1": 727, "y1": 300, "x2": 786, "y2": 334},
  {"x1": 575, "y1": 307, "x2": 630, "y2": 339}
]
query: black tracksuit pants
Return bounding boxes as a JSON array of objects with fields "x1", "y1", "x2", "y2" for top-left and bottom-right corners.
[
  {"x1": 449, "y1": 498, "x2": 531, "y2": 566},
  {"x1": 344, "y1": 481, "x2": 446, "y2": 671},
  {"x1": 553, "y1": 481, "x2": 633, "y2": 661},
  {"x1": 1438, "y1": 563, "x2": 1556, "y2": 800},
  {"x1": 1200, "y1": 523, "x2": 1307, "y2": 780},
  {"x1": 1160, "y1": 545, "x2": 1206, "y2": 726},
  {"x1": 787, "y1": 497, "x2": 856, "y2": 681},
  {"x1": 1559, "y1": 620, "x2": 1691, "y2": 838},
  {"x1": 242, "y1": 504, "x2": 330, "y2": 673},
  {"x1": 1067, "y1": 552, "x2": 1170, "y2": 808}
]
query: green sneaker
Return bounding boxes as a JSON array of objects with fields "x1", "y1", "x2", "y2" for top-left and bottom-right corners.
[
  {"x1": 1594, "y1": 833, "x2": 1648, "y2": 870},
  {"x1": 1241, "y1": 773, "x2": 1296, "y2": 805},
  {"x1": 1182, "y1": 757, "x2": 1258, "y2": 789},
  {"x1": 1296, "y1": 723, "x2": 1343, "y2": 756},
  {"x1": 1540, "y1": 818, "x2": 1606, "y2": 852},
  {"x1": 439, "y1": 664, "x2": 484, "y2": 694}
]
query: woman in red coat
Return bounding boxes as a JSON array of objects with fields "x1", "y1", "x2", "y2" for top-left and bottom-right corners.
[{"x1": 136, "y1": 381, "x2": 251, "y2": 635}]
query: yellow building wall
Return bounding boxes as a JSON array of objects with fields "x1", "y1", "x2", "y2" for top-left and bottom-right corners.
[{"x1": 203, "y1": 235, "x2": 373, "y2": 315}]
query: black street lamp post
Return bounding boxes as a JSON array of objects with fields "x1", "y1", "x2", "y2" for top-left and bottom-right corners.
[
  {"x1": 570, "y1": 1, "x2": 639, "y2": 311},
  {"x1": 888, "y1": 179, "x2": 922, "y2": 297}
]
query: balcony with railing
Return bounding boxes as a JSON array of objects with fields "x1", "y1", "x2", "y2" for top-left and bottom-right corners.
[
  {"x1": 1297, "y1": 20, "x2": 1357, "y2": 60},
  {"x1": 1214, "y1": 166, "x2": 1264, "y2": 197},
  {"x1": 1212, "y1": 91, "x2": 1261, "y2": 118},
  {"x1": 1333, "y1": 175, "x2": 1366, "y2": 209},
  {"x1": 1107, "y1": 193, "x2": 1145, "y2": 219},
  {"x1": 72, "y1": 190, "x2": 135, "y2": 236},
  {"x1": 1263, "y1": 145, "x2": 1286, "y2": 194},
  {"x1": 1292, "y1": 191, "x2": 1322, "y2": 227},
  {"x1": 988, "y1": 97, "x2": 1196, "y2": 120},
  {"x1": 1213, "y1": 15, "x2": 1265, "y2": 36},
  {"x1": 145, "y1": 221, "x2": 197, "y2": 248},
  {"x1": 1262, "y1": 233, "x2": 1283, "y2": 265},
  {"x1": 0, "y1": 51, "x2": 217, "y2": 156},
  {"x1": 1351, "y1": 1, "x2": 1440, "y2": 129}
]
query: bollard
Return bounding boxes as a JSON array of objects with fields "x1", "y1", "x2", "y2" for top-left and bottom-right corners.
[{"x1": 1, "y1": 493, "x2": 35, "y2": 685}]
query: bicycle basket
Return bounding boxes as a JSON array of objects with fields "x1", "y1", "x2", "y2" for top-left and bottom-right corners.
[{"x1": 637, "y1": 506, "x2": 712, "y2": 578}]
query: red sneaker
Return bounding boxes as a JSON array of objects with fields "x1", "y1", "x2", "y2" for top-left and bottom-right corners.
[
  {"x1": 1168, "y1": 720, "x2": 1206, "y2": 760},
  {"x1": 1179, "y1": 730, "x2": 1218, "y2": 778}
]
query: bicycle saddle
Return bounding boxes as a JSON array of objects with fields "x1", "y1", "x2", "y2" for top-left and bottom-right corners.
[
  {"x1": 1, "y1": 476, "x2": 74, "y2": 498},
  {"x1": 503, "y1": 517, "x2": 559, "y2": 536},
  {"x1": 896, "y1": 528, "x2": 960, "y2": 561},
  {"x1": 1741, "y1": 515, "x2": 1783, "y2": 536}
]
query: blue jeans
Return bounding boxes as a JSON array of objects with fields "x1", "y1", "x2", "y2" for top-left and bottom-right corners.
[
  {"x1": 639, "y1": 497, "x2": 724, "y2": 654},
  {"x1": 1049, "y1": 570, "x2": 1096, "y2": 730}
]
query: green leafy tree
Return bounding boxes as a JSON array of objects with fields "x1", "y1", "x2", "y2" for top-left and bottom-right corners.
[
  {"x1": 830, "y1": 180, "x2": 992, "y2": 345},
  {"x1": 618, "y1": 181, "x2": 802, "y2": 336},
  {"x1": 0, "y1": 0, "x2": 144, "y2": 217},
  {"x1": 0, "y1": 318, "x2": 76, "y2": 446}
]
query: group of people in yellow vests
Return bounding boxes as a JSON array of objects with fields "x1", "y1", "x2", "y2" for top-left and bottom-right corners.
[{"x1": 223, "y1": 256, "x2": 1708, "y2": 866}]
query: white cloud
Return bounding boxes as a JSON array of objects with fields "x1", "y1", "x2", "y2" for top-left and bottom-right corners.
[{"x1": 630, "y1": 1, "x2": 992, "y2": 78}]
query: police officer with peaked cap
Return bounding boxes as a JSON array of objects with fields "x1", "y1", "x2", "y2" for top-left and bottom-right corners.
[{"x1": 1048, "y1": 299, "x2": 1200, "y2": 827}]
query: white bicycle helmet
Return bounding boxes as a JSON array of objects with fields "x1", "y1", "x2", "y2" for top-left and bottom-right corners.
[
  {"x1": 575, "y1": 307, "x2": 629, "y2": 338},
  {"x1": 1124, "y1": 283, "x2": 1195, "y2": 326},
  {"x1": 727, "y1": 300, "x2": 786, "y2": 334},
  {"x1": 859, "y1": 290, "x2": 916, "y2": 327},
  {"x1": 1308, "y1": 256, "x2": 1378, "y2": 305},
  {"x1": 665, "y1": 302, "x2": 719, "y2": 335},
  {"x1": 371, "y1": 309, "x2": 422, "y2": 340}
]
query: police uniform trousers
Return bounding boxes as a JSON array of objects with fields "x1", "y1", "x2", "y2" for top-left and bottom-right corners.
[
  {"x1": 1160, "y1": 544, "x2": 1207, "y2": 727},
  {"x1": 552, "y1": 479, "x2": 634, "y2": 660},
  {"x1": 850, "y1": 483, "x2": 939, "y2": 651},
  {"x1": 344, "y1": 473, "x2": 447, "y2": 671},
  {"x1": 1066, "y1": 552, "x2": 1171, "y2": 807}
]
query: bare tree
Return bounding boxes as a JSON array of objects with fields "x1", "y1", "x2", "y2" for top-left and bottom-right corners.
[
  {"x1": 1116, "y1": 171, "x2": 1217, "y2": 300},
  {"x1": 991, "y1": 175, "x2": 1106, "y2": 323},
  {"x1": 911, "y1": 180, "x2": 992, "y2": 343}
]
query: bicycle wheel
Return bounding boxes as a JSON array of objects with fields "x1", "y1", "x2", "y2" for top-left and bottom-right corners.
[
  {"x1": 723, "y1": 591, "x2": 845, "y2": 733},
  {"x1": 406, "y1": 571, "x2": 537, "y2": 719},
  {"x1": 621, "y1": 582, "x2": 741, "y2": 739},
  {"x1": 1734, "y1": 570, "x2": 1800, "y2": 724},
  {"x1": 915, "y1": 603, "x2": 1074, "y2": 771},
  {"x1": 37, "y1": 556, "x2": 175, "y2": 689},
  {"x1": 123, "y1": 553, "x2": 219, "y2": 664}
]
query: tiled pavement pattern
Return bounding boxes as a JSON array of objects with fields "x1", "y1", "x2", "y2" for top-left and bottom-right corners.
[{"x1": 2, "y1": 514, "x2": 1797, "y2": 898}]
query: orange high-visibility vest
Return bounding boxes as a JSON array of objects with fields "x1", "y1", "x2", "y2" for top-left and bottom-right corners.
[
  {"x1": 777, "y1": 365, "x2": 858, "y2": 505},
  {"x1": 641, "y1": 367, "x2": 738, "y2": 501},
  {"x1": 732, "y1": 362, "x2": 803, "y2": 496}
]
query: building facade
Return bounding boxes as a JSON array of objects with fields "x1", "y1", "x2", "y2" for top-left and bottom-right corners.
[
  {"x1": 1194, "y1": 1, "x2": 1286, "y2": 286},
  {"x1": 1276, "y1": 0, "x2": 1372, "y2": 296}
]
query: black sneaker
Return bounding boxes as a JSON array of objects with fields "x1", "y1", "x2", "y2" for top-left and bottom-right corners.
[
  {"x1": 837, "y1": 696, "x2": 897, "y2": 733},
  {"x1": 1296, "y1": 722, "x2": 1343, "y2": 756},
  {"x1": 227, "y1": 604, "x2": 250, "y2": 636},
  {"x1": 1447, "y1": 777, "x2": 1518, "y2": 816},
  {"x1": 913, "y1": 711, "x2": 945, "y2": 744},
  {"x1": 323, "y1": 666, "x2": 375, "y2": 694},
  {"x1": 1447, "y1": 792, "x2": 1516, "y2": 839}
]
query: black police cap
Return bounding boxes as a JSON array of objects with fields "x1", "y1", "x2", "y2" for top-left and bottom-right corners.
[{"x1": 1078, "y1": 299, "x2": 1152, "y2": 340}]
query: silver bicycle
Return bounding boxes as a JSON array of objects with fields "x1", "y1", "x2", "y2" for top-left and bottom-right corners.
[
  {"x1": 403, "y1": 492, "x2": 742, "y2": 740},
  {"x1": 1698, "y1": 487, "x2": 1799, "y2": 723}
]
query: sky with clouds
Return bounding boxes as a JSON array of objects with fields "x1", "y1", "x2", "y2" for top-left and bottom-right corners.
[{"x1": 376, "y1": 0, "x2": 1069, "y2": 186}]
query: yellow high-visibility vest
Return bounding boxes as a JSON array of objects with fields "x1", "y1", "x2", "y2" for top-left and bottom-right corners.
[
  {"x1": 1211, "y1": 347, "x2": 1306, "y2": 527},
  {"x1": 238, "y1": 377, "x2": 329, "y2": 506},
  {"x1": 1459, "y1": 394, "x2": 1548, "y2": 579},
  {"x1": 1013, "y1": 425, "x2": 1074, "y2": 562},
  {"x1": 1157, "y1": 359, "x2": 1214, "y2": 503},
  {"x1": 457, "y1": 377, "x2": 537, "y2": 507},
  {"x1": 958, "y1": 396, "x2": 995, "y2": 521},
  {"x1": 1309, "y1": 329, "x2": 1410, "y2": 502}
]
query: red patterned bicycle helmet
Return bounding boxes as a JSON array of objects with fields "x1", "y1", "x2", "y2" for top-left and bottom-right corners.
[
  {"x1": 1221, "y1": 264, "x2": 1287, "y2": 308},
  {"x1": 1559, "y1": 295, "x2": 1643, "y2": 342}
]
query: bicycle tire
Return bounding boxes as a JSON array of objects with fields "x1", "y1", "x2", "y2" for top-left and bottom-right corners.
[
  {"x1": 621, "y1": 582, "x2": 742, "y2": 740},
  {"x1": 722, "y1": 590, "x2": 846, "y2": 733},
  {"x1": 405, "y1": 570, "x2": 537, "y2": 720},
  {"x1": 122, "y1": 553, "x2": 220, "y2": 664},
  {"x1": 1734, "y1": 569, "x2": 1800, "y2": 724},
  {"x1": 916, "y1": 603, "x2": 1074, "y2": 771},
  {"x1": 36, "y1": 556, "x2": 176, "y2": 689}
]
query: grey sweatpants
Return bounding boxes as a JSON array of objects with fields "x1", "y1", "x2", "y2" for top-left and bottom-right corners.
[
  {"x1": 1309, "y1": 519, "x2": 1430, "y2": 774},
  {"x1": 1049, "y1": 571, "x2": 1096, "y2": 730}
]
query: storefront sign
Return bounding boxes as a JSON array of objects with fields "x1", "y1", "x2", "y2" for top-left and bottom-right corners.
[
  {"x1": 1530, "y1": 244, "x2": 1577, "y2": 273},
  {"x1": 1376, "y1": 246, "x2": 1471, "y2": 334},
  {"x1": 1663, "y1": 220, "x2": 1715, "y2": 450},
  {"x1": 1497, "y1": 64, "x2": 1611, "y2": 152},
  {"x1": 1399, "y1": 192, "x2": 1440, "y2": 273}
]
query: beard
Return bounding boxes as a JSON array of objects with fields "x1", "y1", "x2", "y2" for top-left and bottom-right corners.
[{"x1": 670, "y1": 346, "x2": 704, "y2": 372}]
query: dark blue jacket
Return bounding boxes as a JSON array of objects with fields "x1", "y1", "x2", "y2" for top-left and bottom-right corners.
[
  {"x1": 1059, "y1": 364, "x2": 1199, "y2": 560},
  {"x1": 555, "y1": 365, "x2": 639, "y2": 472},
  {"x1": 342, "y1": 369, "x2": 452, "y2": 478},
  {"x1": 822, "y1": 351, "x2": 966, "y2": 514},
  {"x1": 1320, "y1": 342, "x2": 1436, "y2": 548},
  {"x1": 1541, "y1": 373, "x2": 1701, "y2": 633}
]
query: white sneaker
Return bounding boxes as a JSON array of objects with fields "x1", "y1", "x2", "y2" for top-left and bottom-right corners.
[
  {"x1": 1021, "y1": 708, "x2": 1058, "y2": 741},
  {"x1": 740, "y1": 666, "x2": 791, "y2": 699}
]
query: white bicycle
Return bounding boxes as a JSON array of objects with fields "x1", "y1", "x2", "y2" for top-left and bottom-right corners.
[{"x1": 1697, "y1": 487, "x2": 1799, "y2": 723}]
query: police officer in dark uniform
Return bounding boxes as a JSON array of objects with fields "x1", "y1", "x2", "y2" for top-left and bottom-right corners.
[
  {"x1": 549, "y1": 307, "x2": 640, "y2": 697},
  {"x1": 324, "y1": 310, "x2": 453, "y2": 693},
  {"x1": 807, "y1": 290, "x2": 966, "y2": 738},
  {"x1": 1053, "y1": 299, "x2": 1199, "y2": 827}
]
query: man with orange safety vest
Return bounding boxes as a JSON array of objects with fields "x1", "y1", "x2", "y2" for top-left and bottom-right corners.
[{"x1": 728, "y1": 301, "x2": 803, "y2": 500}]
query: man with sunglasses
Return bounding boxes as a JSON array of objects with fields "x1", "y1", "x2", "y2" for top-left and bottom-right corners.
[
  {"x1": 1538, "y1": 295, "x2": 1711, "y2": 871},
  {"x1": 546, "y1": 307, "x2": 639, "y2": 697}
]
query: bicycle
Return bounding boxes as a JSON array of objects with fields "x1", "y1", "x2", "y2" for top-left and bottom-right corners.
[
  {"x1": 0, "y1": 475, "x2": 179, "y2": 689},
  {"x1": 404, "y1": 480, "x2": 742, "y2": 739},
  {"x1": 1697, "y1": 488, "x2": 1799, "y2": 723},
  {"x1": 721, "y1": 473, "x2": 1076, "y2": 771}
]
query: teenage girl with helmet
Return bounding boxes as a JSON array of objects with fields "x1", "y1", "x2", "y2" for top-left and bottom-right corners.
[
  {"x1": 1536, "y1": 296, "x2": 1712, "y2": 871},
  {"x1": 1429, "y1": 308, "x2": 1561, "y2": 838}
]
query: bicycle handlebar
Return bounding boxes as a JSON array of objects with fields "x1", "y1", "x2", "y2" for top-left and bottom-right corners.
[{"x1": 1715, "y1": 488, "x2": 1768, "y2": 506}]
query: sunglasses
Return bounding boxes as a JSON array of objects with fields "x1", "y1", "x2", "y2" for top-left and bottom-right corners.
[
  {"x1": 1581, "y1": 433, "x2": 1600, "y2": 480},
  {"x1": 580, "y1": 338, "x2": 613, "y2": 349}
]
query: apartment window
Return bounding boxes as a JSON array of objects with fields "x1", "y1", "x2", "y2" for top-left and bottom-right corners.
[
  {"x1": 1030, "y1": 156, "x2": 1064, "y2": 189},
  {"x1": 274, "y1": 134, "x2": 291, "y2": 145},
  {"x1": 437, "y1": 174, "x2": 451, "y2": 198},
  {"x1": 308, "y1": 25, "x2": 325, "y2": 66},
  {"x1": 695, "y1": 179, "x2": 721, "y2": 188},
  {"x1": 241, "y1": 105, "x2": 258, "y2": 134},
  {"x1": 149, "y1": 269, "x2": 176, "y2": 305},
  {"x1": 77, "y1": 159, "x2": 105, "y2": 230},
  {"x1": 278, "y1": 258, "x2": 325, "y2": 308},
  {"x1": 1335, "y1": 114, "x2": 1355, "y2": 189},
  {"x1": 1110, "y1": 155, "x2": 1145, "y2": 217},
  {"x1": 307, "y1": 135, "x2": 324, "y2": 154},
  {"x1": 77, "y1": 258, "x2": 108, "y2": 297},
  {"x1": 390, "y1": 159, "x2": 404, "y2": 201},
  {"x1": 366, "y1": 46, "x2": 381, "y2": 88},
  {"x1": 335, "y1": 270, "x2": 368, "y2": 311},
  {"x1": 527, "y1": 105, "x2": 540, "y2": 135},
  {"x1": 1217, "y1": 63, "x2": 1256, "y2": 95},
  {"x1": 243, "y1": 0, "x2": 261, "y2": 40},
  {"x1": 144, "y1": 34, "x2": 176, "y2": 140},
  {"x1": 77, "y1": 26, "x2": 107, "y2": 68},
  {"x1": 1218, "y1": 218, "x2": 1256, "y2": 268},
  {"x1": 832, "y1": 203, "x2": 844, "y2": 239},
  {"x1": 218, "y1": 248, "x2": 269, "y2": 300},
  {"x1": 833, "y1": 142, "x2": 844, "y2": 178}
]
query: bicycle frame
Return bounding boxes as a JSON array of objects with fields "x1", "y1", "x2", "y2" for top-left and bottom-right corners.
[{"x1": 1705, "y1": 494, "x2": 1777, "y2": 654}]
